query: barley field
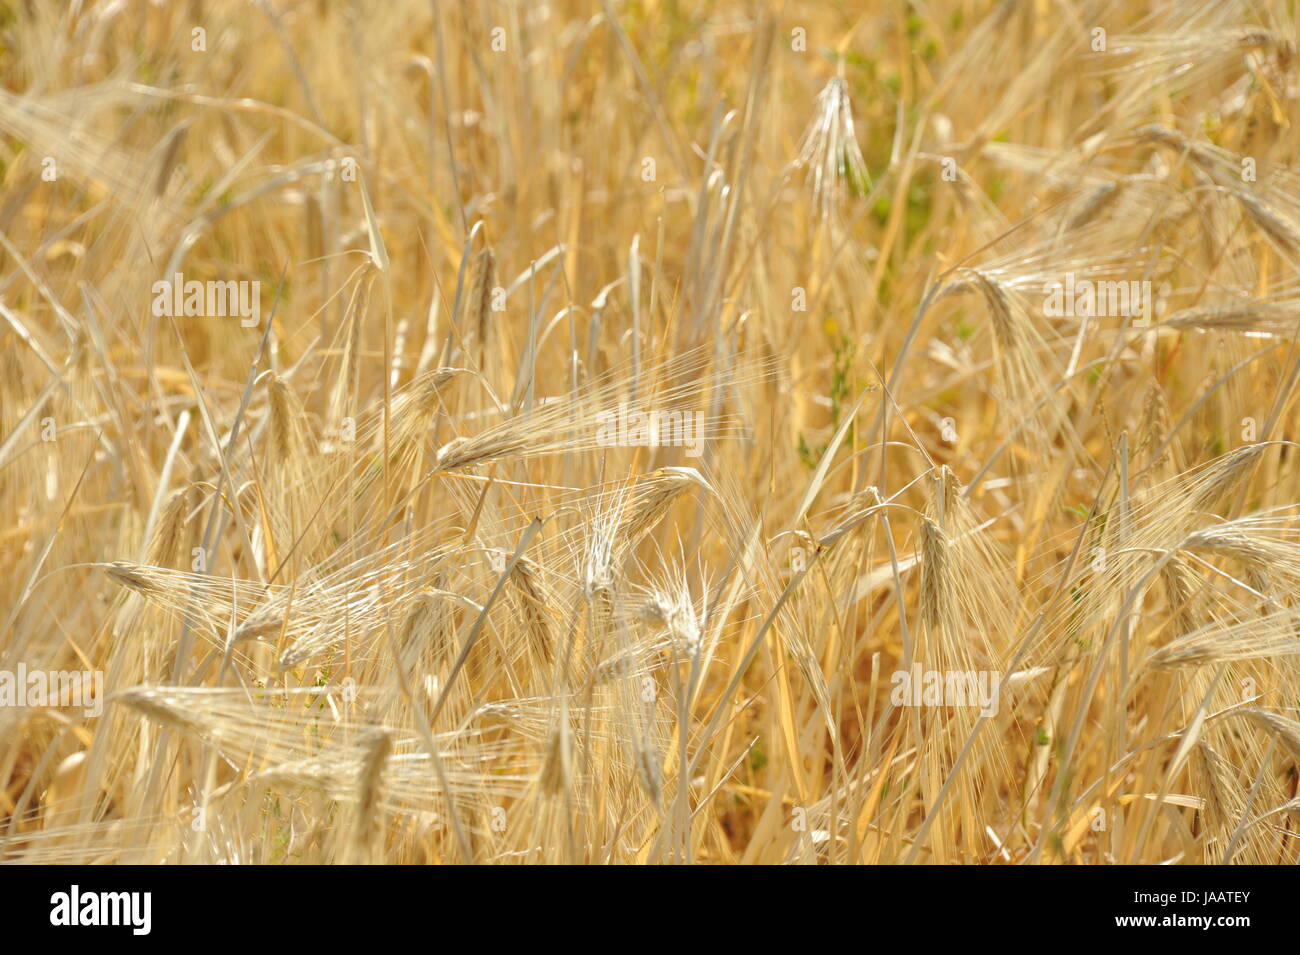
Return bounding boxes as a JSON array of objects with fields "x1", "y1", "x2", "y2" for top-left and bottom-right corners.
[{"x1": 2, "y1": 0, "x2": 1300, "y2": 865}]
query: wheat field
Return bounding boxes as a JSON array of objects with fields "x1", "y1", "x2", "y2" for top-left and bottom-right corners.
[{"x1": 2, "y1": 0, "x2": 1299, "y2": 865}]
